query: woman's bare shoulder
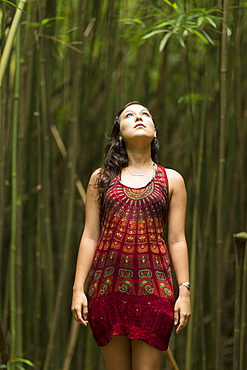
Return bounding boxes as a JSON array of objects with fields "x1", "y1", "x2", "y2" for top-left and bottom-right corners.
[
  {"x1": 165, "y1": 168, "x2": 184, "y2": 182},
  {"x1": 165, "y1": 168, "x2": 186, "y2": 195},
  {"x1": 89, "y1": 168, "x2": 101, "y2": 185}
]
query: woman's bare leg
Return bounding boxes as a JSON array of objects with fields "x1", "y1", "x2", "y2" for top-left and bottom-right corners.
[
  {"x1": 131, "y1": 339, "x2": 162, "y2": 370},
  {"x1": 101, "y1": 336, "x2": 132, "y2": 370}
]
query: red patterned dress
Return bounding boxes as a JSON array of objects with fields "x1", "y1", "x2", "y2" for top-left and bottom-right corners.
[{"x1": 88, "y1": 164, "x2": 174, "y2": 351}]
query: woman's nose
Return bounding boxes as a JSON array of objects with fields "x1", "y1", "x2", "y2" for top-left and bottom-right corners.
[{"x1": 135, "y1": 114, "x2": 143, "y2": 121}]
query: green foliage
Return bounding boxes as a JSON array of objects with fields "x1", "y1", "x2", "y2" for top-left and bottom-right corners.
[
  {"x1": 121, "y1": 1, "x2": 221, "y2": 52},
  {"x1": 0, "y1": 358, "x2": 34, "y2": 370},
  {"x1": 41, "y1": 16, "x2": 65, "y2": 26},
  {"x1": 0, "y1": 0, "x2": 26, "y2": 13}
]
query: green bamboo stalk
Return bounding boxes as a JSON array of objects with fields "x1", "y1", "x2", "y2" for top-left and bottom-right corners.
[
  {"x1": 233, "y1": 232, "x2": 247, "y2": 370},
  {"x1": 42, "y1": 20, "x2": 82, "y2": 370},
  {"x1": 0, "y1": 0, "x2": 8, "y2": 314},
  {"x1": 240, "y1": 236, "x2": 247, "y2": 370},
  {"x1": 216, "y1": 1, "x2": 228, "y2": 369},
  {"x1": 104, "y1": 0, "x2": 121, "y2": 146},
  {"x1": 84, "y1": 327, "x2": 96, "y2": 370},
  {"x1": 22, "y1": 0, "x2": 38, "y2": 356},
  {"x1": 62, "y1": 320, "x2": 80, "y2": 370},
  {"x1": 154, "y1": 47, "x2": 168, "y2": 164},
  {"x1": 0, "y1": 0, "x2": 27, "y2": 87},
  {"x1": 184, "y1": 40, "x2": 210, "y2": 370},
  {"x1": 40, "y1": 34, "x2": 55, "y2": 328},
  {"x1": 222, "y1": 0, "x2": 244, "y2": 273},
  {"x1": 0, "y1": 315, "x2": 9, "y2": 364},
  {"x1": 184, "y1": 91, "x2": 205, "y2": 369},
  {"x1": 165, "y1": 347, "x2": 179, "y2": 370},
  {"x1": 33, "y1": 24, "x2": 42, "y2": 367},
  {"x1": 14, "y1": 25, "x2": 23, "y2": 360},
  {"x1": 184, "y1": 40, "x2": 196, "y2": 182},
  {"x1": 10, "y1": 24, "x2": 21, "y2": 370}
]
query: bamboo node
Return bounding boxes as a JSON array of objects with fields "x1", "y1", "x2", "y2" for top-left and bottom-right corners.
[{"x1": 233, "y1": 231, "x2": 247, "y2": 242}]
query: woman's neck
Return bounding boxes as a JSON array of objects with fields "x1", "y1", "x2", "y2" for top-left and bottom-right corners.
[{"x1": 126, "y1": 148, "x2": 153, "y2": 168}]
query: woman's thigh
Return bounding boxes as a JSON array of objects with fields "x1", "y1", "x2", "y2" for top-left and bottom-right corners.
[
  {"x1": 131, "y1": 339, "x2": 162, "y2": 370},
  {"x1": 101, "y1": 335, "x2": 132, "y2": 370}
]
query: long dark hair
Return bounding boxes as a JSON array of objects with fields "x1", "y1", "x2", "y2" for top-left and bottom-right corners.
[{"x1": 96, "y1": 101, "x2": 159, "y2": 206}]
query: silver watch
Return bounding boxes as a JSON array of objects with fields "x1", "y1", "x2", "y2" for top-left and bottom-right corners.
[{"x1": 180, "y1": 282, "x2": 191, "y2": 291}]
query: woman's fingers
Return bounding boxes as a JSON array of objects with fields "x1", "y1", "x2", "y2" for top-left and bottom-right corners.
[
  {"x1": 174, "y1": 298, "x2": 191, "y2": 333},
  {"x1": 176, "y1": 313, "x2": 186, "y2": 334},
  {"x1": 174, "y1": 307, "x2": 179, "y2": 326},
  {"x1": 71, "y1": 292, "x2": 88, "y2": 326},
  {"x1": 83, "y1": 304, "x2": 88, "y2": 321},
  {"x1": 175, "y1": 311, "x2": 191, "y2": 333},
  {"x1": 72, "y1": 306, "x2": 88, "y2": 326}
]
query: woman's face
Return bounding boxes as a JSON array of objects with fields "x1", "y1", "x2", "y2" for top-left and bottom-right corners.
[{"x1": 119, "y1": 104, "x2": 156, "y2": 145}]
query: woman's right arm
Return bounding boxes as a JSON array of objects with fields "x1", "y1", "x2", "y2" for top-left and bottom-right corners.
[{"x1": 71, "y1": 169, "x2": 101, "y2": 326}]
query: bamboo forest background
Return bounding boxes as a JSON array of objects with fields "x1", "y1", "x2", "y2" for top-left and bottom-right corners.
[{"x1": 0, "y1": 0, "x2": 247, "y2": 369}]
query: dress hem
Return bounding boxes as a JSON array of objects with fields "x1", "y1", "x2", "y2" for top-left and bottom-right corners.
[{"x1": 91, "y1": 321, "x2": 172, "y2": 352}]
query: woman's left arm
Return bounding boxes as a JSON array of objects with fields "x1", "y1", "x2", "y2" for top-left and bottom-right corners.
[{"x1": 166, "y1": 169, "x2": 191, "y2": 334}]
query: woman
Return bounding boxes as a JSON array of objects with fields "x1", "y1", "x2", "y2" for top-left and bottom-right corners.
[{"x1": 71, "y1": 102, "x2": 191, "y2": 370}]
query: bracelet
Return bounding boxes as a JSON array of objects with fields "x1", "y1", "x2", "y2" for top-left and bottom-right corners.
[{"x1": 179, "y1": 282, "x2": 191, "y2": 291}]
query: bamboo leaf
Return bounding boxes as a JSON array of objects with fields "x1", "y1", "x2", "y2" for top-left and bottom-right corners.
[
  {"x1": 205, "y1": 16, "x2": 217, "y2": 28},
  {"x1": 20, "y1": 20, "x2": 39, "y2": 27},
  {"x1": 120, "y1": 18, "x2": 144, "y2": 25},
  {"x1": 16, "y1": 359, "x2": 34, "y2": 367},
  {"x1": 159, "y1": 32, "x2": 172, "y2": 52},
  {"x1": 41, "y1": 17, "x2": 65, "y2": 26},
  {"x1": 0, "y1": 0, "x2": 26, "y2": 12},
  {"x1": 16, "y1": 365, "x2": 26, "y2": 370},
  {"x1": 193, "y1": 29, "x2": 209, "y2": 44},
  {"x1": 177, "y1": 14, "x2": 185, "y2": 25},
  {"x1": 0, "y1": 365, "x2": 7, "y2": 369},
  {"x1": 142, "y1": 29, "x2": 166, "y2": 39},
  {"x1": 163, "y1": 0, "x2": 179, "y2": 11},
  {"x1": 154, "y1": 21, "x2": 174, "y2": 29},
  {"x1": 199, "y1": 27, "x2": 215, "y2": 45},
  {"x1": 197, "y1": 16, "x2": 204, "y2": 27},
  {"x1": 162, "y1": 0, "x2": 174, "y2": 8},
  {"x1": 175, "y1": 33, "x2": 185, "y2": 47}
]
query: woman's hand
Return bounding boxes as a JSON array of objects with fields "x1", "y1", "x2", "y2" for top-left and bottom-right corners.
[
  {"x1": 71, "y1": 290, "x2": 88, "y2": 326},
  {"x1": 174, "y1": 291, "x2": 191, "y2": 334}
]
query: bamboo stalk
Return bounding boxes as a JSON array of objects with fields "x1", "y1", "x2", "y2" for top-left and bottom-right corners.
[
  {"x1": 165, "y1": 347, "x2": 179, "y2": 370},
  {"x1": 39, "y1": 4, "x2": 55, "y2": 328},
  {"x1": 223, "y1": 0, "x2": 245, "y2": 274},
  {"x1": 0, "y1": 315, "x2": 9, "y2": 364},
  {"x1": 0, "y1": 0, "x2": 8, "y2": 313},
  {"x1": 42, "y1": 16, "x2": 83, "y2": 369},
  {"x1": 10, "y1": 24, "x2": 21, "y2": 370},
  {"x1": 34, "y1": 71, "x2": 42, "y2": 370},
  {"x1": 104, "y1": 0, "x2": 121, "y2": 146},
  {"x1": 62, "y1": 320, "x2": 80, "y2": 370},
  {"x1": 84, "y1": 327, "x2": 96, "y2": 370},
  {"x1": 0, "y1": 0, "x2": 27, "y2": 87},
  {"x1": 233, "y1": 232, "x2": 247, "y2": 370},
  {"x1": 216, "y1": 1, "x2": 228, "y2": 368},
  {"x1": 22, "y1": 0, "x2": 38, "y2": 356},
  {"x1": 240, "y1": 235, "x2": 247, "y2": 370},
  {"x1": 185, "y1": 43, "x2": 209, "y2": 370},
  {"x1": 14, "y1": 25, "x2": 23, "y2": 360}
]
